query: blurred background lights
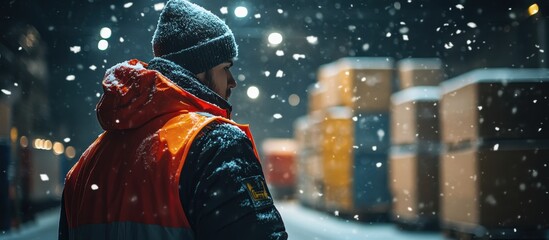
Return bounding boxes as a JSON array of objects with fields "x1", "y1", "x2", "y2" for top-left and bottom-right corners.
[
  {"x1": 65, "y1": 146, "x2": 77, "y2": 159},
  {"x1": 20, "y1": 136, "x2": 28, "y2": 148},
  {"x1": 268, "y1": 32, "x2": 283, "y2": 45},
  {"x1": 98, "y1": 40, "x2": 109, "y2": 50},
  {"x1": 53, "y1": 142, "x2": 65, "y2": 155},
  {"x1": 10, "y1": 127, "x2": 18, "y2": 143},
  {"x1": 234, "y1": 6, "x2": 248, "y2": 18},
  {"x1": 247, "y1": 86, "x2": 260, "y2": 99},
  {"x1": 528, "y1": 3, "x2": 539, "y2": 16},
  {"x1": 288, "y1": 94, "x2": 300, "y2": 106},
  {"x1": 100, "y1": 27, "x2": 112, "y2": 39},
  {"x1": 44, "y1": 140, "x2": 53, "y2": 150}
]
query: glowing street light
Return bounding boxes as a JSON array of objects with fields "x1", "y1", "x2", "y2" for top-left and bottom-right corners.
[{"x1": 529, "y1": 3, "x2": 539, "y2": 16}]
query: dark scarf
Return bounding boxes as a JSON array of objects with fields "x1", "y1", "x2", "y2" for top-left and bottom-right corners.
[{"x1": 147, "y1": 57, "x2": 233, "y2": 114}]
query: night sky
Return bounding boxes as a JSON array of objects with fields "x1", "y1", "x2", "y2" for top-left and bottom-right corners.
[{"x1": 1, "y1": 0, "x2": 547, "y2": 155}]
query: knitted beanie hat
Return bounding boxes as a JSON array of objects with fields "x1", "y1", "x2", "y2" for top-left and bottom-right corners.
[{"x1": 151, "y1": 0, "x2": 238, "y2": 74}]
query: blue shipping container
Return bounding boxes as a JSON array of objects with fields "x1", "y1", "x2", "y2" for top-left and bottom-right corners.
[
  {"x1": 354, "y1": 112, "x2": 390, "y2": 154},
  {"x1": 353, "y1": 152, "x2": 391, "y2": 212}
]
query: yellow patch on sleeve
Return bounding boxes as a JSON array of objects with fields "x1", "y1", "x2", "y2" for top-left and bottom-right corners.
[{"x1": 241, "y1": 176, "x2": 273, "y2": 209}]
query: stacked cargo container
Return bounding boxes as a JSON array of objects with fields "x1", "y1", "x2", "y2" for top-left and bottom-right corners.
[
  {"x1": 261, "y1": 138, "x2": 297, "y2": 200},
  {"x1": 292, "y1": 84, "x2": 325, "y2": 209},
  {"x1": 389, "y1": 58, "x2": 444, "y2": 229},
  {"x1": 295, "y1": 57, "x2": 395, "y2": 216},
  {"x1": 439, "y1": 68, "x2": 549, "y2": 239}
]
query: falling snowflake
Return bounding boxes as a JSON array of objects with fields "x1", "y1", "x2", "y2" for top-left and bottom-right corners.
[
  {"x1": 154, "y1": 3, "x2": 165, "y2": 11},
  {"x1": 40, "y1": 174, "x2": 49, "y2": 181},
  {"x1": 292, "y1": 54, "x2": 306, "y2": 60},
  {"x1": 306, "y1": 36, "x2": 318, "y2": 45},
  {"x1": 70, "y1": 46, "x2": 81, "y2": 54},
  {"x1": 444, "y1": 42, "x2": 454, "y2": 49},
  {"x1": 377, "y1": 129, "x2": 385, "y2": 140}
]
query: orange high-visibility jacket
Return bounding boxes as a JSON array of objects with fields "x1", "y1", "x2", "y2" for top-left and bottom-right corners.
[{"x1": 62, "y1": 59, "x2": 259, "y2": 239}]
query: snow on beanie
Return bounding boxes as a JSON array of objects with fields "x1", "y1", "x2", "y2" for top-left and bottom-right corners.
[{"x1": 152, "y1": 0, "x2": 238, "y2": 74}]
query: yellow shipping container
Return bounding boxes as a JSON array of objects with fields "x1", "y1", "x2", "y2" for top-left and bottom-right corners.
[
  {"x1": 294, "y1": 116, "x2": 324, "y2": 208},
  {"x1": 440, "y1": 142, "x2": 549, "y2": 234},
  {"x1": 318, "y1": 57, "x2": 394, "y2": 112},
  {"x1": 390, "y1": 86, "x2": 441, "y2": 145},
  {"x1": 320, "y1": 107, "x2": 354, "y2": 211},
  {"x1": 397, "y1": 58, "x2": 444, "y2": 90},
  {"x1": 440, "y1": 68, "x2": 549, "y2": 145},
  {"x1": 307, "y1": 83, "x2": 327, "y2": 114},
  {"x1": 389, "y1": 148, "x2": 439, "y2": 228}
]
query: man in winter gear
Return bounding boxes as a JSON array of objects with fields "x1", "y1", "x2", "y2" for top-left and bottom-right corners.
[{"x1": 58, "y1": 0, "x2": 288, "y2": 239}]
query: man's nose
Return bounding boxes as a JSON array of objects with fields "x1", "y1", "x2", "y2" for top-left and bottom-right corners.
[{"x1": 228, "y1": 72, "x2": 237, "y2": 88}]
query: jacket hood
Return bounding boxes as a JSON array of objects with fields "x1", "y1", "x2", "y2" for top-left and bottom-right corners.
[{"x1": 97, "y1": 59, "x2": 230, "y2": 130}]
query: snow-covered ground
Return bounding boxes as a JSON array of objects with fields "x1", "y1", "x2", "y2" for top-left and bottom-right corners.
[
  {"x1": 1, "y1": 201, "x2": 445, "y2": 240},
  {"x1": 277, "y1": 201, "x2": 444, "y2": 240}
]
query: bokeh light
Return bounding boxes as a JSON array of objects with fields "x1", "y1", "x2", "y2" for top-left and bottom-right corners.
[{"x1": 247, "y1": 86, "x2": 260, "y2": 99}]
